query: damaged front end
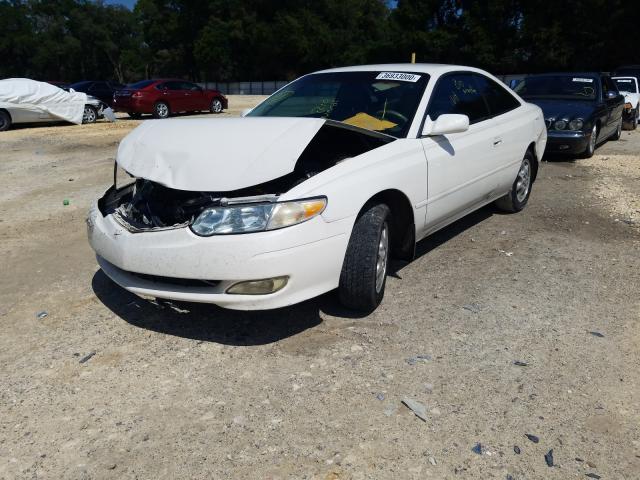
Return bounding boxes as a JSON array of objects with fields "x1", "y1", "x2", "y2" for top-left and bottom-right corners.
[{"x1": 98, "y1": 119, "x2": 395, "y2": 234}]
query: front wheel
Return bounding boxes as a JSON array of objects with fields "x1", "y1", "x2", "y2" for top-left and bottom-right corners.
[
  {"x1": 0, "y1": 110, "x2": 11, "y2": 131},
  {"x1": 210, "y1": 98, "x2": 223, "y2": 113},
  {"x1": 494, "y1": 151, "x2": 534, "y2": 213},
  {"x1": 82, "y1": 105, "x2": 97, "y2": 124},
  {"x1": 582, "y1": 124, "x2": 598, "y2": 158},
  {"x1": 339, "y1": 203, "x2": 391, "y2": 312},
  {"x1": 153, "y1": 101, "x2": 170, "y2": 119}
]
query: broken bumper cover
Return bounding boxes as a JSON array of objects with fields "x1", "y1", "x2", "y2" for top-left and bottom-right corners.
[{"x1": 88, "y1": 205, "x2": 352, "y2": 310}]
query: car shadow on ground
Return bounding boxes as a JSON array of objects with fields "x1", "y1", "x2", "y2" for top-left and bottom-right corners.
[{"x1": 92, "y1": 205, "x2": 495, "y2": 344}]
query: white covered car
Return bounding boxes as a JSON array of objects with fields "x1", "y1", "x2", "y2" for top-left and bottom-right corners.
[
  {"x1": 87, "y1": 64, "x2": 546, "y2": 312},
  {"x1": 0, "y1": 78, "x2": 105, "y2": 131}
]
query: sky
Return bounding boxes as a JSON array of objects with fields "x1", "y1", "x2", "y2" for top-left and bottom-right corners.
[{"x1": 104, "y1": 0, "x2": 136, "y2": 9}]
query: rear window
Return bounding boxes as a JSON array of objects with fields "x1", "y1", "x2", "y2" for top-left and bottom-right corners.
[{"x1": 128, "y1": 80, "x2": 155, "y2": 89}]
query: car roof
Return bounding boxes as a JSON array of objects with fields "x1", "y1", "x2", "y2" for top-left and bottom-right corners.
[{"x1": 314, "y1": 63, "x2": 489, "y2": 76}]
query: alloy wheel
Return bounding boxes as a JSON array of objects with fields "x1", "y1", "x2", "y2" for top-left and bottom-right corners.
[
  {"x1": 375, "y1": 223, "x2": 389, "y2": 293},
  {"x1": 156, "y1": 103, "x2": 169, "y2": 118},
  {"x1": 588, "y1": 125, "x2": 597, "y2": 154},
  {"x1": 211, "y1": 99, "x2": 222, "y2": 113},
  {"x1": 515, "y1": 158, "x2": 531, "y2": 203},
  {"x1": 83, "y1": 106, "x2": 96, "y2": 123}
]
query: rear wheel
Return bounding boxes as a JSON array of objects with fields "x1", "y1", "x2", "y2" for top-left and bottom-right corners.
[
  {"x1": 631, "y1": 109, "x2": 638, "y2": 130},
  {"x1": 82, "y1": 105, "x2": 97, "y2": 124},
  {"x1": 339, "y1": 203, "x2": 390, "y2": 312},
  {"x1": 210, "y1": 98, "x2": 223, "y2": 113},
  {"x1": 494, "y1": 151, "x2": 534, "y2": 213},
  {"x1": 153, "y1": 101, "x2": 170, "y2": 119},
  {"x1": 0, "y1": 110, "x2": 11, "y2": 131}
]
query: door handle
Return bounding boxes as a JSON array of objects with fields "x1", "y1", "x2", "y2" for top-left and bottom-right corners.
[{"x1": 493, "y1": 138, "x2": 503, "y2": 146}]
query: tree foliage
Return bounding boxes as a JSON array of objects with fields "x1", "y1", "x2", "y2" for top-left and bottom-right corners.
[{"x1": 0, "y1": 0, "x2": 638, "y2": 82}]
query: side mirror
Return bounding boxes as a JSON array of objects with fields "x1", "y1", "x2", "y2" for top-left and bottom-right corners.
[
  {"x1": 422, "y1": 114, "x2": 470, "y2": 136},
  {"x1": 509, "y1": 79, "x2": 520, "y2": 89},
  {"x1": 241, "y1": 108, "x2": 252, "y2": 117}
]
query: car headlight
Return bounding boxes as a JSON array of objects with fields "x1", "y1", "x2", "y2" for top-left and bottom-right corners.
[
  {"x1": 190, "y1": 197, "x2": 327, "y2": 236},
  {"x1": 554, "y1": 119, "x2": 567, "y2": 130},
  {"x1": 568, "y1": 118, "x2": 584, "y2": 131}
]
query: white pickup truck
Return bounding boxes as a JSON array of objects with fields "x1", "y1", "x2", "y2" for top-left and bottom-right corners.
[{"x1": 612, "y1": 76, "x2": 640, "y2": 129}]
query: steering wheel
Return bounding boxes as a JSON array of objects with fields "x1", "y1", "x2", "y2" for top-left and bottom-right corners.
[{"x1": 375, "y1": 109, "x2": 408, "y2": 124}]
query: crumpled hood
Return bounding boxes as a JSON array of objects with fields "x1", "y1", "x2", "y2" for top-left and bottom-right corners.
[
  {"x1": 117, "y1": 117, "x2": 327, "y2": 191},
  {"x1": 525, "y1": 98, "x2": 596, "y2": 121}
]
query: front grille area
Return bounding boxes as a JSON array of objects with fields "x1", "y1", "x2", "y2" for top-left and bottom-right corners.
[{"x1": 128, "y1": 271, "x2": 220, "y2": 288}]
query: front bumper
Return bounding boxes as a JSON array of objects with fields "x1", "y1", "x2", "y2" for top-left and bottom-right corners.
[
  {"x1": 545, "y1": 130, "x2": 591, "y2": 155},
  {"x1": 87, "y1": 203, "x2": 352, "y2": 310}
]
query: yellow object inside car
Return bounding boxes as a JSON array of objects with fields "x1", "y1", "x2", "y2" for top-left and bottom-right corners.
[{"x1": 342, "y1": 112, "x2": 397, "y2": 131}]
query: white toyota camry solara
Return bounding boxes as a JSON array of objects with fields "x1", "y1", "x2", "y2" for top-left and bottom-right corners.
[{"x1": 87, "y1": 64, "x2": 547, "y2": 312}]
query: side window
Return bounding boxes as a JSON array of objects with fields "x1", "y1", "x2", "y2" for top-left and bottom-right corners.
[
  {"x1": 156, "y1": 82, "x2": 168, "y2": 90},
  {"x1": 426, "y1": 73, "x2": 490, "y2": 124},
  {"x1": 183, "y1": 82, "x2": 200, "y2": 91},
  {"x1": 473, "y1": 74, "x2": 521, "y2": 117},
  {"x1": 605, "y1": 77, "x2": 618, "y2": 93},
  {"x1": 165, "y1": 81, "x2": 182, "y2": 91}
]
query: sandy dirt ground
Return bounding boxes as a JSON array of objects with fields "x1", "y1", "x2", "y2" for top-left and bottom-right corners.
[{"x1": 1, "y1": 97, "x2": 639, "y2": 480}]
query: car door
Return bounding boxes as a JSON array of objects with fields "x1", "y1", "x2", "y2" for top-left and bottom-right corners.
[
  {"x1": 163, "y1": 81, "x2": 186, "y2": 112},
  {"x1": 600, "y1": 76, "x2": 616, "y2": 136},
  {"x1": 472, "y1": 73, "x2": 529, "y2": 192},
  {"x1": 420, "y1": 72, "x2": 501, "y2": 230},
  {"x1": 183, "y1": 82, "x2": 206, "y2": 111},
  {"x1": 604, "y1": 76, "x2": 624, "y2": 129}
]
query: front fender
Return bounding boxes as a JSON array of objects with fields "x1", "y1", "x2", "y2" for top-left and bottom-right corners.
[{"x1": 280, "y1": 139, "x2": 428, "y2": 231}]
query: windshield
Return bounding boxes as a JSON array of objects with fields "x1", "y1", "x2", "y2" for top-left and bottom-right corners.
[
  {"x1": 248, "y1": 71, "x2": 430, "y2": 137},
  {"x1": 613, "y1": 78, "x2": 638, "y2": 93},
  {"x1": 128, "y1": 80, "x2": 155, "y2": 89},
  {"x1": 514, "y1": 75, "x2": 598, "y2": 100}
]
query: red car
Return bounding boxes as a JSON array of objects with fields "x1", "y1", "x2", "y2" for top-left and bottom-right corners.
[{"x1": 112, "y1": 79, "x2": 227, "y2": 119}]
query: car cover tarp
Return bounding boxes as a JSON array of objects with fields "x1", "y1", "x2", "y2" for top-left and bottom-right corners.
[{"x1": 0, "y1": 78, "x2": 88, "y2": 124}]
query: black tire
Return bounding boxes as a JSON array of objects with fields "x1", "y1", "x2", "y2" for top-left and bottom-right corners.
[
  {"x1": 631, "y1": 110, "x2": 638, "y2": 130},
  {"x1": 128, "y1": 112, "x2": 142, "y2": 119},
  {"x1": 339, "y1": 203, "x2": 391, "y2": 312},
  {"x1": 82, "y1": 105, "x2": 97, "y2": 124},
  {"x1": 582, "y1": 124, "x2": 598, "y2": 158},
  {"x1": 494, "y1": 151, "x2": 534, "y2": 213},
  {"x1": 153, "y1": 101, "x2": 170, "y2": 119},
  {"x1": 210, "y1": 98, "x2": 223, "y2": 113},
  {"x1": 611, "y1": 117, "x2": 622, "y2": 140},
  {"x1": 0, "y1": 110, "x2": 11, "y2": 131}
]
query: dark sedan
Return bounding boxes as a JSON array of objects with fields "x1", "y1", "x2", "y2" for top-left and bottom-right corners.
[
  {"x1": 513, "y1": 73, "x2": 624, "y2": 158},
  {"x1": 69, "y1": 80, "x2": 126, "y2": 107}
]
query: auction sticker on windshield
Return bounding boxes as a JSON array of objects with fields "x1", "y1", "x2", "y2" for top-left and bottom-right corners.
[
  {"x1": 376, "y1": 72, "x2": 421, "y2": 82},
  {"x1": 572, "y1": 77, "x2": 594, "y2": 83}
]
